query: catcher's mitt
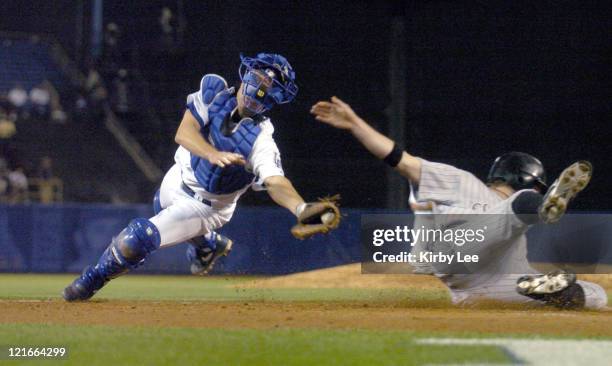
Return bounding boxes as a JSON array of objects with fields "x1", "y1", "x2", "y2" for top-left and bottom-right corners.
[{"x1": 291, "y1": 195, "x2": 341, "y2": 240}]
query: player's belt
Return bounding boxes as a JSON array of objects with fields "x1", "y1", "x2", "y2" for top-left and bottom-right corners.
[{"x1": 181, "y1": 182, "x2": 213, "y2": 207}]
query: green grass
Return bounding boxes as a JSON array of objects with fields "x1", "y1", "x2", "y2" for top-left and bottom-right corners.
[
  {"x1": 0, "y1": 274, "x2": 448, "y2": 303},
  {"x1": 1, "y1": 274, "x2": 607, "y2": 304},
  {"x1": 1, "y1": 274, "x2": 609, "y2": 365},
  {"x1": 0, "y1": 324, "x2": 511, "y2": 366}
]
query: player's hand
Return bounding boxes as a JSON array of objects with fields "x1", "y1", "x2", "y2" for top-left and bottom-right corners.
[
  {"x1": 206, "y1": 151, "x2": 246, "y2": 167},
  {"x1": 291, "y1": 195, "x2": 341, "y2": 240},
  {"x1": 310, "y1": 96, "x2": 360, "y2": 130}
]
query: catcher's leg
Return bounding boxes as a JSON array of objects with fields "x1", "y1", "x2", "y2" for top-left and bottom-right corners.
[
  {"x1": 157, "y1": 181, "x2": 233, "y2": 275},
  {"x1": 153, "y1": 188, "x2": 163, "y2": 215},
  {"x1": 152, "y1": 160, "x2": 234, "y2": 274},
  {"x1": 152, "y1": 190, "x2": 234, "y2": 275},
  {"x1": 186, "y1": 232, "x2": 233, "y2": 275},
  {"x1": 62, "y1": 218, "x2": 161, "y2": 302},
  {"x1": 516, "y1": 270, "x2": 607, "y2": 309},
  {"x1": 63, "y1": 192, "x2": 214, "y2": 301}
]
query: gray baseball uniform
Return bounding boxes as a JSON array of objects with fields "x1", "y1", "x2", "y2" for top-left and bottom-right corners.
[{"x1": 409, "y1": 158, "x2": 608, "y2": 309}]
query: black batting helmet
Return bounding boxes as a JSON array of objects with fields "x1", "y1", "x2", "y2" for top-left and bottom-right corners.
[{"x1": 487, "y1": 152, "x2": 547, "y2": 192}]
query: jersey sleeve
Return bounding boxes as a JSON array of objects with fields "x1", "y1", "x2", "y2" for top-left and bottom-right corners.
[
  {"x1": 411, "y1": 158, "x2": 486, "y2": 206},
  {"x1": 186, "y1": 91, "x2": 208, "y2": 129},
  {"x1": 248, "y1": 122, "x2": 284, "y2": 191}
]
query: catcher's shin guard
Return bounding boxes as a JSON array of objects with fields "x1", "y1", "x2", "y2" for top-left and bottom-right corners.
[
  {"x1": 62, "y1": 218, "x2": 161, "y2": 302},
  {"x1": 186, "y1": 231, "x2": 233, "y2": 275},
  {"x1": 516, "y1": 270, "x2": 585, "y2": 309},
  {"x1": 539, "y1": 161, "x2": 592, "y2": 224}
]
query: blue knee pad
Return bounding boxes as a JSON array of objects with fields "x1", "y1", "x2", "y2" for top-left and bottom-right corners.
[
  {"x1": 153, "y1": 189, "x2": 162, "y2": 215},
  {"x1": 95, "y1": 218, "x2": 161, "y2": 280}
]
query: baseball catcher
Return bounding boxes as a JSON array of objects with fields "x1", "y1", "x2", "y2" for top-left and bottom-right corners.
[
  {"x1": 311, "y1": 96, "x2": 607, "y2": 310},
  {"x1": 62, "y1": 53, "x2": 340, "y2": 302}
]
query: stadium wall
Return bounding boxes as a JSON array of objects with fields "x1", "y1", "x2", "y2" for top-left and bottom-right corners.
[
  {"x1": 0, "y1": 203, "x2": 360, "y2": 274},
  {"x1": 0, "y1": 204, "x2": 610, "y2": 275}
]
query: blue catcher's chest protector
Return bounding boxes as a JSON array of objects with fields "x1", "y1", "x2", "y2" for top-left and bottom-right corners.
[{"x1": 190, "y1": 77, "x2": 262, "y2": 195}]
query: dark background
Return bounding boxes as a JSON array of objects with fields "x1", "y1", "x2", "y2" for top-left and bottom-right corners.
[{"x1": 1, "y1": 0, "x2": 610, "y2": 209}]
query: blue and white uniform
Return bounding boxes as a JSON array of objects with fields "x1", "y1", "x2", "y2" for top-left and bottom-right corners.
[
  {"x1": 62, "y1": 53, "x2": 299, "y2": 302},
  {"x1": 150, "y1": 74, "x2": 285, "y2": 247}
]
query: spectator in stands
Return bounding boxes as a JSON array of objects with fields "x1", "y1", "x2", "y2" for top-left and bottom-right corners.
[
  {"x1": 74, "y1": 90, "x2": 88, "y2": 116},
  {"x1": 8, "y1": 84, "x2": 28, "y2": 118},
  {"x1": 90, "y1": 85, "x2": 108, "y2": 116},
  {"x1": 105, "y1": 23, "x2": 120, "y2": 49},
  {"x1": 86, "y1": 66, "x2": 103, "y2": 92},
  {"x1": 29, "y1": 81, "x2": 51, "y2": 120},
  {"x1": 42, "y1": 80, "x2": 68, "y2": 124},
  {"x1": 111, "y1": 68, "x2": 130, "y2": 114},
  {"x1": 0, "y1": 158, "x2": 9, "y2": 203},
  {"x1": 159, "y1": 7, "x2": 177, "y2": 51},
  {"x1": 103, "y1": 23, "x2": 123, "y2": 73},
  {"x1": 8, "y1": 166, "x2": 29, "y2": 203},
  {"x1": 160, "y1": 7, "x2": 175, "y2": 35},
  {"x1": 0, "y1": 94, "x2": 14, "y2": 116},
  {"x1": 38, "y1": 156, "x2": 53, "y2": 179},
  {"x1": 0, "y1": 109, "x2": 17, "y2": 139},
  {"x1": 85, "y1": 66, "x2": 107, "y2": 116},
  {"x1": 37, "y1": 156, "x2": 54, "y2": 204},
  {"x1": 0, "y1": 93, "x2": 17, "y2": 122}
]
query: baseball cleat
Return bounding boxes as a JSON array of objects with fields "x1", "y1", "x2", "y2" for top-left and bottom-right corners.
[
  {"x1": 187, "y1": 232, "x2": 233, "y2": 275},
  {"x1": 516, "y1": 270, "x2": 586, "y2": 309},
  {"x1": 516, "y1": 270, "x2": 576, "y2": 296},
  {"x1": 538, "y1": 161, "x2": 592, "y2": 224},
  {"x1": 62, "y1": 266, "x2": 105, "y2": 302}
]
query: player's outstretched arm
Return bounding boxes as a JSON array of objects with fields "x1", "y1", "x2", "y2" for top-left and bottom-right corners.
[
  {"x1": 311, "y1": 96, "x2": 421, "y2": 184},
  {"x1": 264, "y1": 175, "x2": 305, "y2": 217},
  {"x1": 175, "y1": 109, "x2": 246, "y2": 167}
]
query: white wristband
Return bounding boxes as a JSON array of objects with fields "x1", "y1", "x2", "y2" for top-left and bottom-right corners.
[{"x1": 295, "y1": 203, "x2": 307, "y2": 216}]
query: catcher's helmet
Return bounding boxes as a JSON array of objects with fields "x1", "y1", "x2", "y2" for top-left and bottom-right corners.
[
  {"x1": 487, "y1": 152, "x2": 547, "y2": 192},
  {"x1": 238, "y1": 53, "x2": 298, "y2": 115}
]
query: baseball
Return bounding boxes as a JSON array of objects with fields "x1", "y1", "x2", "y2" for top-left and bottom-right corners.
[{"x1": 321, "y1": 212, "x2": 335, "y2": 225}]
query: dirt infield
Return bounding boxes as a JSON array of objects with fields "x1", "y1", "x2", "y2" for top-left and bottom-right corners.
[
  {"x1": 1, "y1": 265, "x2": 611, "y2": 337},
  {"x1": 237, "y1": 263, "x2": 612, "y2": 291},
  {"x1": 237, "y1": 263, "x2": 444, "y2": 289},
  {"x1": 0, "y1": 299, "x2": 610, "y2": 337}
]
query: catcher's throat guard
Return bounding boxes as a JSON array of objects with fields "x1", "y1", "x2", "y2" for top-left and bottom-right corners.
[{"x1": 239, "y1": 53, "x2": 298, "y2": 115}]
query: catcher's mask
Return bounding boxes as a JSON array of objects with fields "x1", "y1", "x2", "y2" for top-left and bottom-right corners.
[
  {"x1": 238, "y1": 53, "x2": 298, "y2": 116},
  {"x1": 487, "y1": 151, "x2": 548, "y2": 192}
]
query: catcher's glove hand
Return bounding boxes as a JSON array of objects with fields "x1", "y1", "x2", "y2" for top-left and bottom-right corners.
[{"x1": 291, "y1": 195, "x2": 341, "y2": 240}]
